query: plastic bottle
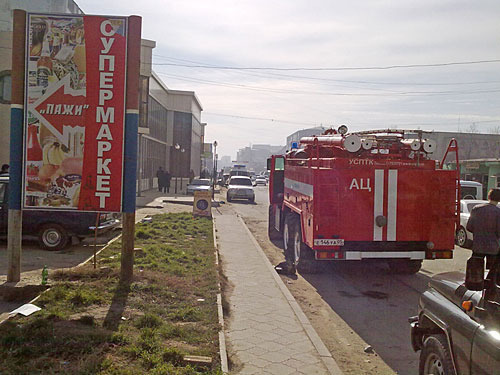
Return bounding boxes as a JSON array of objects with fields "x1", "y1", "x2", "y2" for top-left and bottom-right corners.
[{"x1": 41, "y1": 265, "x2": 48, "y2": 285}]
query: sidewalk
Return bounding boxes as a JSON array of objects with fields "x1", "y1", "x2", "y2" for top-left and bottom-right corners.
[{"x1": 214, "y1": 210, "x2": 343, "y2": 375}]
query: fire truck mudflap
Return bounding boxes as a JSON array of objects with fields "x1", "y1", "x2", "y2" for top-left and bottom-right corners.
[{"x1": 268, "y1": 127, "x2": 459, "y2": 274}]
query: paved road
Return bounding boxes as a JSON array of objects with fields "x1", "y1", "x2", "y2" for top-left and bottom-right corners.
[{"x1": 227, "y1": 186, "x2": 470, "y2": 375}]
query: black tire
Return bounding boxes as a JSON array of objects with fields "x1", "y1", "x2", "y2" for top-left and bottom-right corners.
[
  {"x1": 456, "y1": 226, "x2": 472, "y2": 248},
  {"x1": 419, "y1": 334, "x2": 454, "y2": 375},
  {"x1": 249, "y1": 196, "x2": 255, "y2": 203},
  {"x1": 227, "y1": 195, "x2": 232, "y2": 202},
  {"x1": 285, "y1": 214, "x2": 318, "y2": 273},
  {"x1": 268, "y1": 205, "x2": 282, "y2": 240},
  {"x1": 387, "y1": 259, "x2": 422, "y2": 274},
  {"x1": 38, "y1": 224, "x2": 69, "y2": 251}
]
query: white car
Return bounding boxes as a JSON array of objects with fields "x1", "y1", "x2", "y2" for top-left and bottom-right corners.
[
  {"x1": 186, "y1": 178, "x2": 212, "y2": 195},
  {"x1": 227, "y1": 176, "x2": 255, "y2": 203},
  {"x1": 255, "y1": 176, "x2": 267, "y2": 186},
  {"x1": 456, "y1": 199, "x2": 493, "y2": 248}
]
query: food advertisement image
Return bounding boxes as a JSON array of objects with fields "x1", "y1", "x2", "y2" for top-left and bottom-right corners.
[{"x1": 24, "y1": 14, "x2": 127, "y2": 212}]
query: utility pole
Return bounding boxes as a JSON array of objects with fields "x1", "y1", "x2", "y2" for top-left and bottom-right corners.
[
  {"x1": 212, "y1": 140, "x2": 217, "y2": 199},
  {"x1": 120, "y1": 16, "x2": 142, "y2": 282},
  {"x1": 7, "y1": 10, "x2": 26, "y2": 283}
]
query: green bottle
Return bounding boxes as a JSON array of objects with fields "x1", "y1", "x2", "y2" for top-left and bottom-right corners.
[{"x1": 41, "y1": 265, "x2": 48, "y2": 285}]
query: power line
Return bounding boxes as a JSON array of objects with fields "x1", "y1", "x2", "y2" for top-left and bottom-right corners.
[
  {"x1": 152, "y1": 58, "x2": 500, "y2": 71},
  {"x1": 155, "y1": 71, "x2": 500, "y2": 96}
]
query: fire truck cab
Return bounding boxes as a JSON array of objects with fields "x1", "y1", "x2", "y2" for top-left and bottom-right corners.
[{"x1": 268, "y1": 127, "x2": 460, "y2": 274}]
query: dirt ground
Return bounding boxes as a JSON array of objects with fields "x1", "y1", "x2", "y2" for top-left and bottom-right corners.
[{"x1": 0, "y1": 198, "x2": 193, "y2": 318}]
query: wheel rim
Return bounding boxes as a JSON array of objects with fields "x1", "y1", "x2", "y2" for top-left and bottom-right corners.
[
  {"x1": 43, "y1": 229, "x2": 61, "y2": 247},
  {"x1": 293, "y1": 230, "x2": 301, "y2": 264},
  {"x1": 457, "y1": 228, "x2": 466, "y2": 246},
  {"x1": 424, "y1": 353, "x2": 445, "y2": 375}
]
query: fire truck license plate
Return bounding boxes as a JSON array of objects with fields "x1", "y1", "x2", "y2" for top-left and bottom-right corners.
[{"x1": 314, "y1": 239, "x2": 345, "y2": 246}]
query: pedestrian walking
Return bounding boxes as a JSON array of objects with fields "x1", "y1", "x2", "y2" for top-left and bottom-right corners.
[
  {"x1": 465, "y1": 188, "x2": 500, "y2": 290},
  {"x1": 0, "y1": 164, "x2": 9, "y2": 175},
  {"x1": 164, "y1": 170, "x2": 171, "y2": 193},
  {"x1": 189, "y1": 169, "x2": 195, "y2": 183},
  {"x1": 156, "y1": 167, "x2": 164, "y2": 192}
]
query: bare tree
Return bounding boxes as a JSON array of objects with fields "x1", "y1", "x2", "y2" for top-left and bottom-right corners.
[
  {"x1": 488, "y1": 125, "x2": 500, "y2": 134},
  {"x1": 466, "y1": 123, "x2": 479, "y2": 133}
]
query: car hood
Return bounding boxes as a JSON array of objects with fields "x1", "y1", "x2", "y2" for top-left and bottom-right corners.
[
  {"x1": 188, "y1": 185, "x2": 211, "y2": 190},
  {"x1": 429, "y1": 271, "x2": 481, "y2": 307}
]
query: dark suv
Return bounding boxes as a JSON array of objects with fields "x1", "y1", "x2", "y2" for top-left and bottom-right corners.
[
  {"x1": 410, "y1": 266, "x2": 500, "y2": 375},
  {"x1": 0, "y1": 176, "x2": 119, "y2": 250}
]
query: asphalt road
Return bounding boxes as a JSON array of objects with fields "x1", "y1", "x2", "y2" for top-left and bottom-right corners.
[{"x1": 226, "y1": 186, "x2": 470, "y2": 375}]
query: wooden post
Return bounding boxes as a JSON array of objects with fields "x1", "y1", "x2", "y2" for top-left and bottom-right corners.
[
  {"x1": 120, "y1": 16, "x2": 142, "y2": 282},
  {"x1": 7, "y1": 10, "x2": 26, "y2": 283}
]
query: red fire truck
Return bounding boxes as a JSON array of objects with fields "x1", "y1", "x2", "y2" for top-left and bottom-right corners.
[{"x1": 268, "y1": 127, "x2": 460, "y2": 274}]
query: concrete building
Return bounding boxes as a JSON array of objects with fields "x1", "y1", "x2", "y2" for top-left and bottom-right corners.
[
  {"x1": 0, "y1": 0, "x2": 84, "y2": 166},
  {"x1": 286, "y1": 126, "x2": 327, "y2": 150},
  {"x1": 236, "y1": 144, "x2": 283, "y2": 173},
  {"x1": 457, "y1": 159, "x2": 500, "y2": 197}
]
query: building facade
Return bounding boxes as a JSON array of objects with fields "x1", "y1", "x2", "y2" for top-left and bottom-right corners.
[{"x1": 236, "y1": 144, "x2": 283, "y2": 173}]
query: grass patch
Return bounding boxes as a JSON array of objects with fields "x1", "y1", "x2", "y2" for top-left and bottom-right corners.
[{"x1": 0, "y1": 212, "x2": 221, "y2": 374}]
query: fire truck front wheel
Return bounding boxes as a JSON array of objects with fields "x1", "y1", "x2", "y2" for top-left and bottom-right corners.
[{"x1": 387, "y1": 259, "x2": 423, "y2": 275}]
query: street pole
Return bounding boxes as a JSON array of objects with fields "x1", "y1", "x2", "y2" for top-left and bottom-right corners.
[
  {"x1": 212, "y1": 141, "x2": 217, "y2": 199},
  {"x1": 7, "y1": 10, "x2": 26, "y2": 283},
  {"x1": 121, "y1": 16, "x2": 142, "y2": 283}
]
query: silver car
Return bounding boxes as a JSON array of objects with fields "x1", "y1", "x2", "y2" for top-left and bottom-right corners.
[
  {"x1": 456, "y1": 199, "x2": 495, "y2": 248},
  {"x1": 227, "y1": 176, "x2": 255, "y2": 202},
  {"x1": 186, "y1": 178, "x2": 212, "y2": 195}
]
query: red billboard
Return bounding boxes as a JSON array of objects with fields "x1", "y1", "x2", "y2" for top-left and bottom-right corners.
[{"x1": 24, "y1": 14, "x2": 128, "y2": 212}]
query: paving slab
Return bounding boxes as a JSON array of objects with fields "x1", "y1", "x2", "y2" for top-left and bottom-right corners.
[{"x1": 214, "y1": 211, "x2": 343, "y2": 374}]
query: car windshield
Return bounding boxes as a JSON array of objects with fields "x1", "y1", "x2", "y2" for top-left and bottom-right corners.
[
  {"x1": 191, "y1": 179, "x2": 210, "y2": 186},
  {"x1": 230, "y1": 178, "x2": 252, "y2": 186}
]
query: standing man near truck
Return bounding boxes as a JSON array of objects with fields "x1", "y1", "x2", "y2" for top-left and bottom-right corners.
[{"x1": 466, "y1": 188, "x2": 500, "y2": 289}]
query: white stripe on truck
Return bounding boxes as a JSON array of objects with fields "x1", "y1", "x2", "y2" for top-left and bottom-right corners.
[
  {"x1": 373, "y1": 170, "x2": 384, "y2": 241},
  {"x1": 284, "y1": 178, "x2": 313, "y2": 197},
  {"x1": 387, "y1": 169, "x2": 398, "y2": 241}
]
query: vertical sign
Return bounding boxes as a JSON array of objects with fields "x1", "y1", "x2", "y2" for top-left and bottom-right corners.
[{"x1": 24, "y1": 14, "x2": 127, "y2": 212}]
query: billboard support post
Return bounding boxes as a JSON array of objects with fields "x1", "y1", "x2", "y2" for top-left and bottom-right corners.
[
  {"x1": 120, "y1": 15, "x2": 142, "y2": 282},
  {"x1": 7, "y1": 9, "x2": 26, "y2": 282}
]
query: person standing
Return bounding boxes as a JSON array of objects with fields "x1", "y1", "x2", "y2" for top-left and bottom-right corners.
[
  {"x1": 156, "y1": 166, "x2": 164, "y2": 192},
  {"x1": 164, "y1": 169, "x2": 171, "y2": 193},
  {"x1": 0, "y1": 164, "x2": 9, "y2": 175},
  {"x1": 466, "y1": 188, "x2": 500, "y2": 289}
]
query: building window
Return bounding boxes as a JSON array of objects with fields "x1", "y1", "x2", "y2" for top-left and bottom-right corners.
[{"x1": 0, "y1": 71, "x2": 12, "y2": 104}]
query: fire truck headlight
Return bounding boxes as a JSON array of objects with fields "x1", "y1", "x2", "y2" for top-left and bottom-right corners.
[{"x1": 426, "y1": 241, "x2": 435, "y2": 250}]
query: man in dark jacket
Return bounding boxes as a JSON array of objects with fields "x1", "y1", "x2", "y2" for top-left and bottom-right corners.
[
  {"x1": 156, "y1": 167, "x2": 164, "y2": 192},
  {"x1": 466, "y1": 189, "x2": 500, "y2": 290}
]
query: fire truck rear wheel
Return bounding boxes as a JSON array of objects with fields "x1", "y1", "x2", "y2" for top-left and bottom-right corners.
[
  {"x1": 387, "y1": 259, "x2": 422, "y2": 275},
  {"x1": 285, "y1": 214, "x2": 317, "y2": 273}
]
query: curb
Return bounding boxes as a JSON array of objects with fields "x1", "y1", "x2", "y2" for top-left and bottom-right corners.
[
  {"x1": 236, "y1": 215, "x2": 344, "y2": 375},
  {"x1": 212, "y1": 218, "x2": 229, "y2": 374}
]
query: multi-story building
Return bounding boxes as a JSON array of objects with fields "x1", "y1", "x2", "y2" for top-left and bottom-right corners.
[{"x1": 236, "y1": 144, "x2": 284, "y2": 173}]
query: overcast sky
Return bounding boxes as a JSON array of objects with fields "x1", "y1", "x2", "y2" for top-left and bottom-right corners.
[{"x1": 79, "y1": 0, "x2": 500, "y2": 159}]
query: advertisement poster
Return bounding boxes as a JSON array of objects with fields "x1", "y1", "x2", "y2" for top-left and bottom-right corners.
[{"x1": 24, "y1": 14, "x2": 127, "y2": 212}]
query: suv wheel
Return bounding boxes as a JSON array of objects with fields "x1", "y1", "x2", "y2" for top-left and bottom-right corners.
[
  {"x1": 38, "y1": 224, "x2": 69, "y2": 251},
  {"x1": 419, "y1": 334, "x2": 454, "y2": 375}
]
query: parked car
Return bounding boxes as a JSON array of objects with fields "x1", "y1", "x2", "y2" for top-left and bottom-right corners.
[
  {"x1": 460, "y1": 180, "x2": 483, "y2": 200},
  {"x1": 255, "y1": 176, "x2": 267, "y2": 186},
  {"x1": 226, "y1": 176, "x2": 255, "y2": 203},
  {"x1": 0, "y1": 175, "x2": 119, "y2": 250},
  {"x1": 186, "y1": 178, "x2": 212, "y2": 195},
  {"x1": 456, "y1": 199, "x2": 494, "y2": 248},
  {"x1": 409, "y1": 266, "x2": 500, "y2": 375}
]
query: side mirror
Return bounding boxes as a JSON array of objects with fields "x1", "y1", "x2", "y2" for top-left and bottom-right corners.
[{"x1": 267, "y1": 158, "x2": 272, "y2": 171}]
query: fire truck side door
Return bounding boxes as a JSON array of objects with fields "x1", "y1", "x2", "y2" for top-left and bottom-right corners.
[{"x1": 269, "y1": 156, "x2": 285, "y2": 204}]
